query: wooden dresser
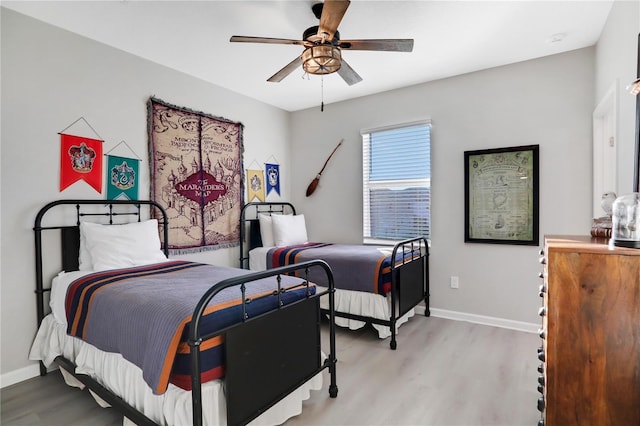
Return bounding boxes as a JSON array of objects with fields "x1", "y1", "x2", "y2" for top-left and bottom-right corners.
[{"x1": 537, "y1": 235, "x2": 640, "y2": 426}]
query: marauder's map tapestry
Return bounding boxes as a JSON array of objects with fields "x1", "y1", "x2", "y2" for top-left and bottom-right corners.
[{"x1": 148, "y1": 98, "x2": 244, "y2": 253}]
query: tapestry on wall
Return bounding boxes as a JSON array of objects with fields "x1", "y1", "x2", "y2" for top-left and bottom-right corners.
[{"x1": 147, "y1": 97, "x2": 244, "y2": 253}]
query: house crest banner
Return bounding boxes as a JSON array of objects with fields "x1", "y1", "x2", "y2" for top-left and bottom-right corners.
[
  {"x1": 107, "y1": 155, "x2": 139, "y2": 200},
  {"x1": 247, "y1": 169, "x2": 265, "y2": 202},
  {"x1": 148, "y1": 98, "x2": 244, "y2": 253},
  {"x1": 60, "y1": 133, "x2": 103, "y2": 193},
  {"x1": 266, "y1": 163, "x2": 280, "y2": 196}
]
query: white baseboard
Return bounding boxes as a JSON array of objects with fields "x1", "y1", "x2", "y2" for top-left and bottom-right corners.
[
  {"x1": 427, "y1": 307, "x2": 539, "y2": 334},
  {"x1": 1, "y1": 363, "x2": 41, "y2": 389}
]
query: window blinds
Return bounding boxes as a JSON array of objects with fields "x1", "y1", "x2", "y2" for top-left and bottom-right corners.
[{"x1": 362, "y1": 121, "x2": 431, "y2": 243}]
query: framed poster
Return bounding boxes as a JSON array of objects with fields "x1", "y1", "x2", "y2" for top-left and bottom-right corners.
[{"x1": 464, "y1": 144, "x2": 539, "y2": 245}]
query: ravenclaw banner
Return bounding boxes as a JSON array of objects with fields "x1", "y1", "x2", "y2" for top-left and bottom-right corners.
[
  {"x1": 265, "y1": 163, "x2": 280, "y2": 196},
  {"x1": 60, "y1": 133, "x2": 103, "y2": 193},
  {"x1": 148, "y1": 98, "x2": 244, "y2": 253}
]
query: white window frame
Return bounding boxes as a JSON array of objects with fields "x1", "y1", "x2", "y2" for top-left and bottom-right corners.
[{"x1": 361, "y1": 119, "x2": 431, "y2": 245}]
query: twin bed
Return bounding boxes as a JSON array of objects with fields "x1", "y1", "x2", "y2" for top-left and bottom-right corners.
[
  {"x1": 30, "y1": 199, "x2": 338, "y2": 426},
  {"x1": 239, "y1": 202, "x2": 430, "y2": 350},
  {"x1": 29, "y1": 199, "x2": 429, "y2": 425}
]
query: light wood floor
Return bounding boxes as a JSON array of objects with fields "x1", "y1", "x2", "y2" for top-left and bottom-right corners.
[{"x1": 1, "y1": 316, "x2": 540, "y2": 426}]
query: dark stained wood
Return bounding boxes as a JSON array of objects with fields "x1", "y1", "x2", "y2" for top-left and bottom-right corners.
[{"x1": 542, "y1": 236, "x2": 640, "y2": 426}]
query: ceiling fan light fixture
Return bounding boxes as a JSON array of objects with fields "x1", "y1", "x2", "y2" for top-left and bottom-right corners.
[{"x1": 302, "y1": 45, "x2": 341, "y2": 75}]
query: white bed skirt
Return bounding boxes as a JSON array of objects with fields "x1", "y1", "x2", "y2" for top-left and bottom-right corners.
[
  {"x1": 249, "y1": 248, "x2": 415, "y2": 339},
  {"x1": 316, "y1": 286, "x2": 415, "y2": 338},
  {"x1": 29, "y1": 314, "x2": 323, "y2": 426}
]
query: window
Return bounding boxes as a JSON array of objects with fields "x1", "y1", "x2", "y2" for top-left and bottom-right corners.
[{"x1": 362, "y1": 120, "x2": 431, "y2": 244}]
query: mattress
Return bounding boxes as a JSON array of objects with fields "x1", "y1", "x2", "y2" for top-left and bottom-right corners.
[{"x1": 249, "y1": 247, "x2": 414, "y2": 339}]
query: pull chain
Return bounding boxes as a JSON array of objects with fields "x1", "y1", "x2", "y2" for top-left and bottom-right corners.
[{"x1": 321, "y1": 75, "x2": 324, "y2": 112}]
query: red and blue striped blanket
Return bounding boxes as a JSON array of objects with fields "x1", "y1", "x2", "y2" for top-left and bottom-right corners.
[
  {"x1": 66, "y1": 260, "x2": 314, "y2": 394},
  {"x1": 267, "y1": 243, "x2": 410, "y2": 295}
]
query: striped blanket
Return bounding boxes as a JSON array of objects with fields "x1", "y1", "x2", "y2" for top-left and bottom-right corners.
[
  {"x1": 268, "y1": 243, "x2": 405, "y2": 295},
  {"x1": 66, "y1": 260, "x2": 314, "y2": 394}
]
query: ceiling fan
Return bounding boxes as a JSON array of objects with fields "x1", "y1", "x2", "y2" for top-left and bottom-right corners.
[{"x1": 230, "y1": 0, "x2": 414, "y2": 86}]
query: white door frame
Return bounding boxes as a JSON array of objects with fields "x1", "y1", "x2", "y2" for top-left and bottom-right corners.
[{"x1": 592, "y1": 81, "x2": 618, "y2": 218}]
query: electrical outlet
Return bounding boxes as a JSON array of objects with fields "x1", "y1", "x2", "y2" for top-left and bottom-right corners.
[{"x1": 450, "y1": 276, "x2": 459, "y2": 289}]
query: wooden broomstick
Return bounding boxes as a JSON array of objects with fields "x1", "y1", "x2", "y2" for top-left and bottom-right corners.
[{"x1": 306, "y1": 139, "x2": 344, "y2": 197}]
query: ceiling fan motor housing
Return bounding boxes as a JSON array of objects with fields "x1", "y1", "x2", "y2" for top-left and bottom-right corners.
[{"x1": 304, "y1": 26, "x2": 340, "y2": 44}]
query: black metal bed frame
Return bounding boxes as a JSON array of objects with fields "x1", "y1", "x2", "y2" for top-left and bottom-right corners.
[
  {"x1": 34, "y1": 199, "x2": 338, "y2": 426},
  {"x1": 239, "y1": 201, "x2": 430, "y2": 350}
]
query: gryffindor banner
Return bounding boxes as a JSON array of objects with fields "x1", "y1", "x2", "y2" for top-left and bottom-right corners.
[
  {"x1": 60, "y1": 133, "x2": 103, "y2": 193},
  {"x1": 148, "y1": 98, "x2": 244, "y2": 253}
]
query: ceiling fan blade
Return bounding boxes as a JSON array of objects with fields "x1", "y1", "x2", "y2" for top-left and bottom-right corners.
[
  {"x1": 318, "y1": 0, "x2": 350, "y2": 42},
  {"x1": 337, "y1": 59, "x2": 363, "y2": 86},
  {"x1": 267, "y1": 56, "x2": 304, "y2": 83},
  {"x1": 230, "y1": 36, "x2": 308, "y2": 47},
  {"x1": 339, "y1": 39, "x2": 414, "y2": 52}
]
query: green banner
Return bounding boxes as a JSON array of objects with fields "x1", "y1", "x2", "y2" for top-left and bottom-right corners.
[{"x1": 106, "y1": 155, "x2": 139, "y2": 200}]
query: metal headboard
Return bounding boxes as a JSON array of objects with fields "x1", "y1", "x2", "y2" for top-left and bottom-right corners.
[
  {"x1": 33, "y1": 199, "x2": 169, "y2": 375},
  {"x1": 239, "y1": 202, "x2": 296, "y2": 269}
]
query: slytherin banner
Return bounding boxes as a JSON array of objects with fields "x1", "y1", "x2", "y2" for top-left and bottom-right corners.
[
  {"x1": 106, "y1": 155, "x2": 139, "y2": 200},
  {"x1": 148, "y1": 98, "x2": 244, "y2": 253}
]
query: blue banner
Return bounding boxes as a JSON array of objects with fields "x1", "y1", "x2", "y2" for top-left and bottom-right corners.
[{"x1": 265, "y1": 163, "x2": 280, "y2": 196}]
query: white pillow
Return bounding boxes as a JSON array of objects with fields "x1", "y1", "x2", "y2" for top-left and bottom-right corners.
[
  {"x1": 258, "y1": 213, "x2": 276, "y2": 247},
  {"x1": 78, "y1": 230, "x2": 92, "y2": 271},
  {"x1": 271, "y1": 214, "x2": 308, "y2": 247},
  {"x1": 257, "y1": 212, "x2": 292, "y2": 247},
  {"x1": 80, "y1": 220, "x2": 168, "y2": 271}
]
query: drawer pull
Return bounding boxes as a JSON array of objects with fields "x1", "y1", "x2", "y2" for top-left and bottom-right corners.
[
  {"x1": 537, "y1": 396, "x2": 545, "y2": 412},
  {"x1": 538, "y1": 328, "x2": 546, "y2": 339},
  {"x1": 539, "y1": 256, "x2": 547, "y2": 265},
  {"x1": 538, "y1": 307, "x2": 546, "y2": 317},
  {"x1": 538, "y1": 351, "x2": 545, "y2": 362}
]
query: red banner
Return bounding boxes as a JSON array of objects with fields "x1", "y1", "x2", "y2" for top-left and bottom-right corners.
[{"x1": 60, "y1": 133, "x2": 103, "y2": 193}]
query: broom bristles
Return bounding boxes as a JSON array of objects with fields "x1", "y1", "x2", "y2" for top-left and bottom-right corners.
[{"x1": 306, "y1": 177, "x2": 320, "y2": 197}]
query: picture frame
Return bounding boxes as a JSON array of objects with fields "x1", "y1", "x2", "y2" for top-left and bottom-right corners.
[{"x1": 464, "y1": 144, "x2": 539, "y2": 245}]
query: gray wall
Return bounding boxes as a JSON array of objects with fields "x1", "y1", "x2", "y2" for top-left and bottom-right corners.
[
  {"x1": 595, "y1": 0, "x2": 640, "y2": 196},
  {"x1": 2, "y1": 1, "x2": 639, "y2": 386},
  {"x1": 290, "y1": 48, "x2": 595, "y2": 327},
  {"x1": 287, "y1": 0, "x2": 639, "y2": 328},
  {"x1": 0, "y1": 8, "x2": 292, "y2": 384}
]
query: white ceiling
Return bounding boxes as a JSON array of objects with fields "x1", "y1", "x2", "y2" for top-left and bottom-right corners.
[{"x1": 2, "y1": 0, "x2": 614, "y2": 112}]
